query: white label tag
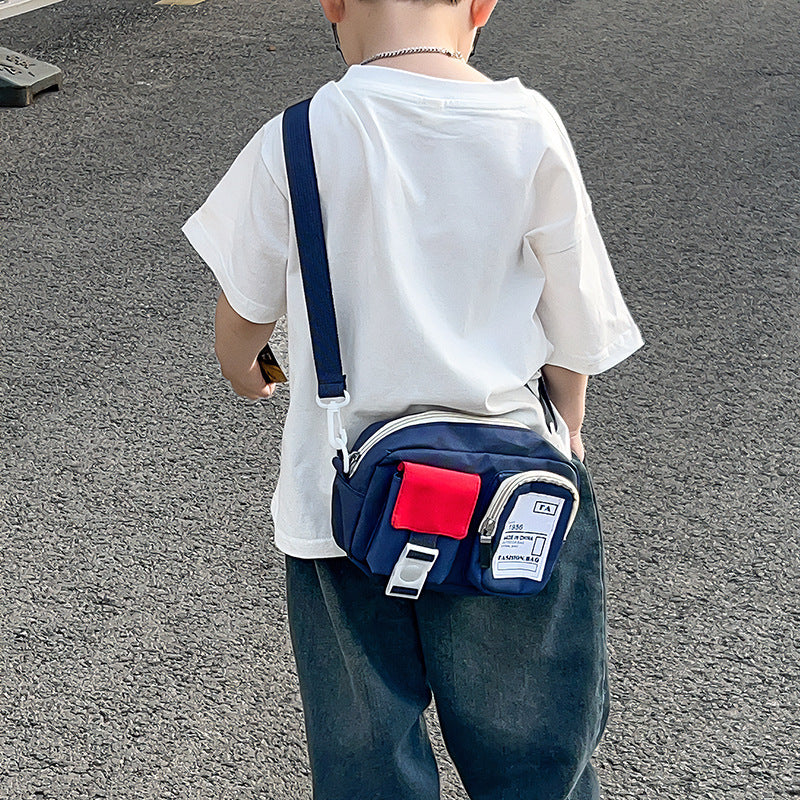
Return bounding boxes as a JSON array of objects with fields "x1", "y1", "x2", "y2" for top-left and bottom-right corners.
[{"x1": 491, "y1": 492, "x2": 565, "y2": 581}]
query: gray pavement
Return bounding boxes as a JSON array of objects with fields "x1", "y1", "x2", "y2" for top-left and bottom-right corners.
[{"x1": 1, "y1": 1, "x2": 798, "y2": 798}]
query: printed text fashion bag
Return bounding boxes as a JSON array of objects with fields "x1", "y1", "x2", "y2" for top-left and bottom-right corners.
[{"x1": 283, "y1": 99, "x2": 580, "y2": 599}]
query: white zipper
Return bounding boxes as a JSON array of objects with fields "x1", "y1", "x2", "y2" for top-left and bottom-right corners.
[
  {"x1": 347, "y1": 411, "x2": 530, "y2": 477},
  {"x1": 478, "y1": 470, "x2": 580, "y2": 549}
]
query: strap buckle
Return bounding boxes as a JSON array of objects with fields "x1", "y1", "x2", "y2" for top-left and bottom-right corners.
[
  {"x1": 316, "y1": 391, "x2": 351, "y2": 471},
  {"x1": 385, "y1": 542, "x2": 439, "y2": 600}
]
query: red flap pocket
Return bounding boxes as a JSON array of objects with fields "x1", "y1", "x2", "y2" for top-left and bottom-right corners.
[{"x1": 391, "y1": 462, "x2": 481, "y2": 540}]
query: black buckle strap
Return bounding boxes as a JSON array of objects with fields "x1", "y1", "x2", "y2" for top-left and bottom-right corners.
[{"x1": 537, "y1": 376, "x2": 558, "y2": 434}]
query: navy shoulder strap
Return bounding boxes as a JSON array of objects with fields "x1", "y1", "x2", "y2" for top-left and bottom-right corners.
[{"x1": 282, "y1": 99, "x2": 347, "y2": 399}]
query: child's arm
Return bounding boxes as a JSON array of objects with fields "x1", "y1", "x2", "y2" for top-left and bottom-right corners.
[
  {"x1": 540, "y1": 365, "x2": 588, "y2": 461},
  {"x1": 214, "y1": 291, "x2": 277, "y2": 400}
]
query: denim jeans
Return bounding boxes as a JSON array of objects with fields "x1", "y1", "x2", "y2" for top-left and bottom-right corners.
[{"x1": 285, "y1": 458, "x2": 609, "y2": 800}]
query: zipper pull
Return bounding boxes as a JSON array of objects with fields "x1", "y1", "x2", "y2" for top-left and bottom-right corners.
[
  {"x1": 346, "y1": 450, "x2": 361, "y2": 475},
  {"x1": 479, "y1": 523, "x2": 494, "y2": 570}
]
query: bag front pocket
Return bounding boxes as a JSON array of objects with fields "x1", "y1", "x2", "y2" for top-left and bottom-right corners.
[
  {"x1": 364, "y1": 461, "x2": 481, "y2": 582},
  {"x1": 468, "y1": 471, "x2": 580, "y2": 596}
]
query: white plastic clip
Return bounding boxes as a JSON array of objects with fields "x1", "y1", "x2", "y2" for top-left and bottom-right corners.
[
  {"x1": 316, "y1": 391, "x2": 351, "y2": 472},
  {"x1": 385, "y1": 542, "x2": 439, "y2": 600}
]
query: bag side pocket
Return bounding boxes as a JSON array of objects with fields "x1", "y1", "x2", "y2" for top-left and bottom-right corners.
[
  {"x1": 331, "y1": 475, "x2": 367, "y2": 555},
  {"x1": 467, "y1": 477, "x2": 578, "y2": 596}
]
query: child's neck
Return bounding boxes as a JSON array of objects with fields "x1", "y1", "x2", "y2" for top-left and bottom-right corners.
[{"x1": 348, "y1": 2, "x2": 490, "y2": 83}]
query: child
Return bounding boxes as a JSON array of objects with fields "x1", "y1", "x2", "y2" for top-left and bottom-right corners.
[{"x1": 183, "y1": 1, "x2": 643, "y2": 798}]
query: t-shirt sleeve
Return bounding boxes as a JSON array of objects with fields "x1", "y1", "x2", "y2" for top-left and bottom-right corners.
[
  {"x1": 524, "y1": 101, "x2": 643, "y2": 375},
  {"x1": 182, "y1": 117, "x2": 288, "y2": 323}
]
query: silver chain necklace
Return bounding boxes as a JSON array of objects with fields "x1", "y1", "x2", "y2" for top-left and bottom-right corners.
[{"x1": 361, "y1": 46, "x2": 465, "y2": 66}]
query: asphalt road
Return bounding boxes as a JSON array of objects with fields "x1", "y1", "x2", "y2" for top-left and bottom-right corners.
[{"x1": 1, "y1": 1, "x2": 798, "y2": 798}]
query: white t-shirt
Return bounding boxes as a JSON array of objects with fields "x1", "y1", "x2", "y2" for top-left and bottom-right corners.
[{"x1": 183, "y1": 65, "x2": 643, "y2": 559}]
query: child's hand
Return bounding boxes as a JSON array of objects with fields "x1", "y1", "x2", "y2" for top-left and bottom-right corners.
[
  {"x1": 569, "y1": 430, "x2": 585, "y2": 462},
  {"x1": 540, "y1": 365, "x2": 588, "y2": 463},
  {"x1": 224, "y1": 360, "x2": 277, "y2": 401}
]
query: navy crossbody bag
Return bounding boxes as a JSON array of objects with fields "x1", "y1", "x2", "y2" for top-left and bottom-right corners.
[{"x1": 282, "y1": 100, "x2": 580, "y2": 600}]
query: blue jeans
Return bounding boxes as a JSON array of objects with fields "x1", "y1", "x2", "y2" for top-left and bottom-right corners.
[{"x1": 285, "y1": 458, "x2": 609, "y2": 800}]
